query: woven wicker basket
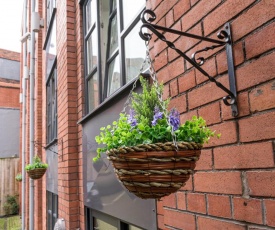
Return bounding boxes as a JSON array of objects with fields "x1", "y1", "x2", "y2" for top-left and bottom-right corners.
[
  {"x1": 107, "y1": 141, "x2": 202, "y2": 199},
  {"x1": 27, "y1": 168, "x2": 47, "y2": 180}
]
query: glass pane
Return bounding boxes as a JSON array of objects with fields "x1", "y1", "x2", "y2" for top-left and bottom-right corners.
[
  {"x1": 109, "y1": 14, "x2": 118, "y2": 56},
  {"x1": 88, "y1": 72, "x2": 99, "y2": 111},
  {"x1": 46, "y1": 18, "x2": 56, "y2": 77},
  {"x1": 112, "y1": 0, "x2": 117, "y2": 11},
  {"x1": 122, "y1": 0, "x2": 144, "y2": 28},
  {"x1": 93, "y1": 217, "x2": 117, "y2": 230},
  {"x1": 129, "y1": 225, "x2": 143, "y2": 230},
  {"x1": 107, "y1": 55, "x2": 120, "y2": 96},
  {"x1": 86, "y1": 31, "x2": 98, "y2": 74},
  {"x1": 86, "y1": 0, "x2": 97, "y2": 32},
  {"x1": 124, "y1": 21, "x2": 147, "y2": 83}
]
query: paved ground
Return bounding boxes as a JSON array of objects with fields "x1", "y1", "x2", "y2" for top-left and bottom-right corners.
[{"x1": 0, "y1": 215, "x2": 21, "y2": 230}]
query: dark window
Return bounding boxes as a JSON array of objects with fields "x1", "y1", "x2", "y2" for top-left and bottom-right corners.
[
  {"x1": 46, "y1": 66, "x2": 57, "y2": 143},
  {"x1": 83, "y1": 0, "x2": 146, "y2": 114},
  {"x1": 47, "y1": 191, "x2": 58, "y2": 230},
  {"x1": 45, "y1": 13, "x2": 57, "y2": 145}
]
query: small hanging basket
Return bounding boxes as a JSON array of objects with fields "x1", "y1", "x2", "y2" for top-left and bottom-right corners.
[
  {"x1": 26, "y1": 168, "x2": 47, "y2": 180},
  {"x1": 107, "y1": 141, "x2": 202, "y2": 199}
]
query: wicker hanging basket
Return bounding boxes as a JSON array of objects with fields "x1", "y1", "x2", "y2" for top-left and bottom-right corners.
[
  {"x1": 107, "y1": 141, "x2": 202, "y2": 199},
  {"x1": 26, "y1": 168, "x2": 47, "y2": 180}
]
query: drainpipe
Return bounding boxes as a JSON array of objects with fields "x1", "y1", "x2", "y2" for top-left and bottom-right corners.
[
  {"x1": 21, "y1": 0, "x2": 29, "y2": 229},
  {"x1": 29, "y1": 0, "x2": 36, "y2": 229}
]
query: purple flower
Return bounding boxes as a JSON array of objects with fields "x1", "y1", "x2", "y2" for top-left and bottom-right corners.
[
  {"x1": 128, "y1": 109, "x2": 137, "y2": 127},
  {"x1": 152, "y1": 106, "x2": 163, "y2": 126},
  {"x1": 169, "y1": 109, "x2": 180, "y2": 131}
]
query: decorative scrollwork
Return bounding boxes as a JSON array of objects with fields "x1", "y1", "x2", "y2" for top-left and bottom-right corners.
[{"x1": 139, "y1": 9, "x2": 238, "y2": 117}]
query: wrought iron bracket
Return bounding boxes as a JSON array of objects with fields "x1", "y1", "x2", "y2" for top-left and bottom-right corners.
[{"x1": 139, "y1": 9, "x2": 238, "y2": 117}]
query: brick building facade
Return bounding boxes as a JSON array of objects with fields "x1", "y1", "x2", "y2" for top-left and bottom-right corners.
[{"x1": 20, "y1": 0, "x2": 275, "y2": 229}]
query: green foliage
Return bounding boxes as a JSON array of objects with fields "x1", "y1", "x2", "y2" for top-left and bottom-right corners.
[
  {"x1": 94, "y1": 76, "x2": 219, "y2": 161},
  {"x1": 131, "y1": 77, "x2": 168, "y2": 125},
  {"x1": 3, "y1": 195, "x2": 19, "y2": 216},
  {"x1": 25, "y1": 155, "x2": 48, "y2": 171},
  {"x1": 15, "y1": 173, "x2": 22, "y2": 182}
]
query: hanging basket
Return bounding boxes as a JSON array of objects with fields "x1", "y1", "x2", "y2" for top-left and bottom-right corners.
[
  {"x1": 26, "y1": 168, "x2": 47, "y2": 180},
  {"x1": 107, "y1": 141, "x2": 202, "y2": 199}
]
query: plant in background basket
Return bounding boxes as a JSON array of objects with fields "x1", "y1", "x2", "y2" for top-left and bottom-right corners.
[
  {"x1": 15, "y1": 173, "x2": 22, "y2": 182},
  {"x1": 25, "y1": 155, "x2": 48, "y2": 180},
  {"x1": 94, "y1": 76, "x2": 219, "y2": 199}
]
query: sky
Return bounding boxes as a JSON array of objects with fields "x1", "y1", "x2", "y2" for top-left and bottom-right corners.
[{"x1": 0, "y1": 0, "x2": 24, "y2": 52}]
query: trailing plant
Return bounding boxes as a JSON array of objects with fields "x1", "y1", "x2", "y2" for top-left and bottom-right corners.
[
  {"x1": 25, "y1": 155, "x2": 48, "y2": 171},
  {"x1": 94, "y1": 76, "x2": 219, "y2": 161},
  {"x1": 3, "y1": 195, "x2": 19, "y2": 216},
  {"x1": 15, "y1": 173, "x2": 22, "y2": 182}
]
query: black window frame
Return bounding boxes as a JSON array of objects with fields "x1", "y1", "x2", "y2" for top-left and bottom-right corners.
[{"x1": 82, "y1": 0, "x2": 145, "y2": 115}]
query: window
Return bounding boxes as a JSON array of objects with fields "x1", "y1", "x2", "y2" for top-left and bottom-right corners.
[
  {"x1": 46, "y1": 15, "x2": 57, "y2": 144},
  {"x1": 46, "y1": 66, "x2": 57, "y2": 143},
  {"x1": 47, "y1": 191, "x2": 58, "y2": 230},
  {"x1": 46, "y1": 0, "x2": 56, "y2": 28},
  {"x1": 83, "y1": 0, "x2": 146, "y2": 113},
  {"x1": 85, "y1": 208, "x2": 144, "y2": 230}
]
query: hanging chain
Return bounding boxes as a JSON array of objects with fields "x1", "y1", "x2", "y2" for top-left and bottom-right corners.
[{"x1": 144, "y1": 43, "x2": 178, "y2": 150}]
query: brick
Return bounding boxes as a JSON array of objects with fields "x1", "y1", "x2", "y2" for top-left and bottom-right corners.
[
  {"x1": 168, "y1": 94, "x2": 187, "y2": 113},
  {"x1": 154, "y1": 0, "x2": 178, "y2": 22},
  {"x1": 232, "y1": 0, "x2": 275, "y2": 41},
  {"x1": 157, "y1": 214, "x2": 164, "y2": 229},
  {"x1": 0, "y1": 48, "x2": 20, "y2": 61},
  {"x1": 163, "y1": 193, "x2": 176, "y2": 208},
  {"x1": 174, "y1": 0, "x2": 190, "y2": 22},
  {"x1": 165, "y1": 10, "x2": 174, "y2": 28},
  {"x1": 195, "y1": 57, "x2": 217, "y2": 84},
  {"x1": 222, "y1": 91, "x2": 250, "y2": 120},
  {"x1": 189, "y1": 75, "x2": 229, "y2": 109},
  {"x1": 157, "y1": 57, "x2": 184, "y2": 83},
  {"x1": 216, "y1": 42, "x2": 244, "y2": 74},
  {"x1": 163, "y1": 84, "x2": 170, "y2": 100},
  {"x1": 194, "y1": 171, "x2": 242, "y2": 194},
  {"x1": 168, "y1": 23, "x2": 202, "y2": 62},
  {"x1": 181, "y1": 0, "x2": 220, "y2": 32},
  {"x1": 187, "y1": 193, "x2": 206, "y2": 214},
  {"x1": 163, "y1": 209, "x2": 195, "y2": 230},
  {"x1": 206, "y1": 121, "x2": 237, "y2": 147},
  {"x1": 180, "y1": 110, "x2": 198, "y2": 124},
  {"x1": 197, "y1": 216, "x2": 246, "y2": 230},
  {"x1": 178, "y1": 69, "x2": 196, "y2": 93},
  {"x1": 157, "y1": 200, "x2": 164, "y2": 215},
  {"x1": 170, "y1": 79, "x2": 178, "y2": 97},
  {"x1": 265, "y1": 199, "x2": 275, "y2": 227},
  {"x1": 177, "y1": 192, "x2": 186, "y2": 210},
  {"x1": 249, "y1": 81, "x2": 275, "y2": 113},
  {"x1": 154, "y1": 50, "x2": 168, "y2": 71},
  {"x1": 247, "y1": 171, "x2": 275, "y2": 197},
  {"x1": 239, "y1": 111, "x2": 275, "y2": 142},
  {"x1": 164, "y1": 20, "x2": 181, "y2": 43},
  {"x1": 207, "y1": 194, "x2": 231, "y2": 218},
  {"x1": 180, "y1": 175, "x2": 193, "y2": 191},
  {"x1": 236, "y1": 52, "x2": 275, "y2": 91},
  {"x1": 233, "y1": 197, "x2": 263, "y2": 224},
  {"x1": 198, "y1": 102, "x2": 221, "y2": 125},
  {"x1": 195, "y1": 149, "x2": 212, "y2": 171},
  {"x1": 204, "y1": 0, "x2": 255, "y2": 36},
  {"x1": 153, "y1": 39, "x2": 168, "y2": 57},
  {"x1": 0, "y1": 86, "x2": 20, "y2": 108},
  {"x1": 146, "y1": 0, "x2": 162, "y2": 10},
  {"x1": 214, "y1": 142, "x2": 274, "y2": 169},
  {"x1": 246, "y1": 22, "x2": 275, "y2": 59}
]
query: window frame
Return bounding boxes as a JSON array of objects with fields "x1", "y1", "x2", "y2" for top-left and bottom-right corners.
[
  {"x1": 82, "y1": 0, "x2": 145, "y2": 115},
  {"x1": 47, "y1": 191, "x2": 58, "y2": 230}
]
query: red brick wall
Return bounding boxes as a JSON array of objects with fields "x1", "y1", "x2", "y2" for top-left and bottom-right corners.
[
  {"x1": 146, "y1": 0, "x2": 275, "y2": 229},
  {"x1": 0, "y1": 48, "x2": 20, "y2": 62}
]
